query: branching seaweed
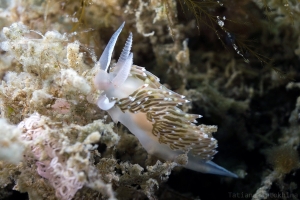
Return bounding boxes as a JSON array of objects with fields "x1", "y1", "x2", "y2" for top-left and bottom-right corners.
[
  {"x1": 178, "y1": 0, "x2": 222, "y2": 32},
  {"x1": 161, "y1": 0, "x2": 178, "y2": 39},
  {"x1": 176, "y1": 0, "x2": 248, "y2": 58},
  {"x1": 70, "y1": 0, "x2": 91, "y2": 32},
  {"x1": 161, "y1": 0, "x2": 291, "y2": 78}
]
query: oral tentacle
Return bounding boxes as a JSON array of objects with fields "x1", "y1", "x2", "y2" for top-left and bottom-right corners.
[
  {"x1": 99, "y1": 22, "x2": 125, "y2": 72},
  {"x1": 97, "y1": 94, "x2": 116, "y2": 110}
]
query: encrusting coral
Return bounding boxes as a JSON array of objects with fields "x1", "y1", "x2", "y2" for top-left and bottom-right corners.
[
  {"x1": 0, "y1": 0, "x2": 300, "y2": 199},
  {"x1": 0, "y1": 15, "x2": 206, "y2": 200},
  {"x1": 0, "y1": 20, "x2": 179, "y2": 199}
]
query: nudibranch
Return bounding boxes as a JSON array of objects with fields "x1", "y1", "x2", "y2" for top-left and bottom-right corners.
[{"x1": 94, "y1": 22, "x2": 237, "y2": 178}]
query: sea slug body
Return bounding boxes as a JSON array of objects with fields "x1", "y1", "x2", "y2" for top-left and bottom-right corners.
[{"x1": 94, "y1": 22, "x2": 237, "y2": 178}]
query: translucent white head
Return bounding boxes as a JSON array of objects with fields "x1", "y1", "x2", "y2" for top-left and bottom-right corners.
[
  {"x1": 94, "y1": 69, "x2": 111, "y2": 91},
  {"x1": 94, "y1": 22, "x2": 133, "y2": 110}
]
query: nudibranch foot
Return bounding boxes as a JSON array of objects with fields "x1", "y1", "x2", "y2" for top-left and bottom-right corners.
[{"x1": 94, "y1": 22, "x2": 237, "y2": 178}]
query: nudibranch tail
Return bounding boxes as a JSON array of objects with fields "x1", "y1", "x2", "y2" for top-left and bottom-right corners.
[
  {"x1": 186, "y1": 159, "x2": 238, "y2": 178},
  {"x1": 94, "y1": 22, "x2": 237, "y2": 178}
]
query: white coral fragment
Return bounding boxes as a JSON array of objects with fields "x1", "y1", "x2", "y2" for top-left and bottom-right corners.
[
  {"x1": 0, "y1": 118, "x2": 25, "y2": 164},
  {"x1": 60, "y1": 68, "x2": 91, "y2": 94},
  {"x1": 83, "y1": 131, "x2": 101, "y2": 144}
]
